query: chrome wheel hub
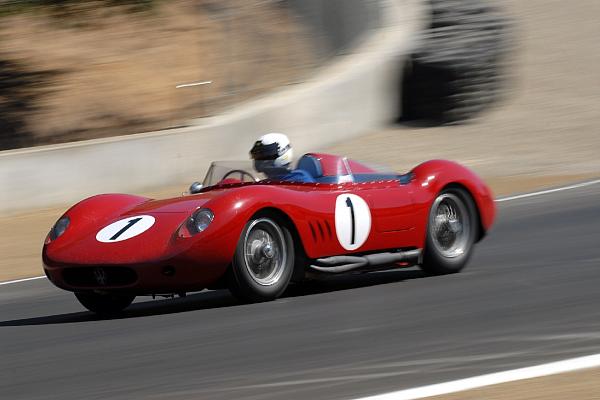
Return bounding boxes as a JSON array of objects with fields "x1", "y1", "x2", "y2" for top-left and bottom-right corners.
[
  {"x1": 243, "y1": 218, "x2": 287, "y2": 286},
  {"x1": 262, "y1": 243, "x2": 274, "y2": 259},
  {"x1": 430, "y1": 193, "x2": 470, "y2": 258}
]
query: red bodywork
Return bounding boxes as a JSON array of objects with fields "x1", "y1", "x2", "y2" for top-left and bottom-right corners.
[{"x1": 43, "y1": 154, "x2": 495, "y2": 294}]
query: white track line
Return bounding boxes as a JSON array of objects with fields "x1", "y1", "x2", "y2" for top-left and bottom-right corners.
[
  {"x1": 496, "y1": 178, "x2": 600, "y2": 202},
  {"x1": 1, "y1": 178, "x2": 599, "y2": 287},
  {"x1": 353, "y1": 353, "x2": 600, "y2": 400},
  {"x1": 0, "y1": 275, "x2": 46, "y2": 285},
  {"x1": 175, "y1": 80, "x2": 212, "y2": 89}
]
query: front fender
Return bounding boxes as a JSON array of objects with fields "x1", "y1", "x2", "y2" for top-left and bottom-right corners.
[
  {"x1": 196, "y1": 185, "x2": 317, "y2": 261},
  {"x1": 45, "y1": 194, "x2": 150, "y2": 245}
]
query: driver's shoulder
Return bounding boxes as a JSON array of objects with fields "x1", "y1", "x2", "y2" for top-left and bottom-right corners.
[{"x1": 284, "y1": 169, "x2": 315, "y2": 182}]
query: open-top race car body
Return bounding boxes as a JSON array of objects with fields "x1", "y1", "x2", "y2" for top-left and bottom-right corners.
[{"x1": 43, "y1": 153, "x2": 496, "y2": 314}]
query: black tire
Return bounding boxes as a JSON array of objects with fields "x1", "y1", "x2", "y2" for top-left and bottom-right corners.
[
  {"x1": 228, "y1": 215, "x2": 294, "y2": 302},
  {"x1": 421, "y1": 187, "x2": 478, "y2": 275},
  {"x1": 75, "y1": 292, "x2": 135, "y2": 315}
]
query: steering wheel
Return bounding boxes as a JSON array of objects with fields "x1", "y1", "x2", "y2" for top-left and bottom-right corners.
[{"x1": 222, "y1": 169, "x2": 258, "y2": 183}]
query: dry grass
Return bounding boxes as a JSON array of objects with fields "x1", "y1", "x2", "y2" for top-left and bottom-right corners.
[
  {"x1": 0, "y1": 0, "x2": 315, "y2": 148},
  {"x1": 427, "y1": 368, "x2": 600, "y2": 400}
]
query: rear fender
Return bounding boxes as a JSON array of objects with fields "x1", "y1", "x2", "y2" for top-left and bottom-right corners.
[{"x1": 410, "y1": 160, "x2": 496, "y2": 245}]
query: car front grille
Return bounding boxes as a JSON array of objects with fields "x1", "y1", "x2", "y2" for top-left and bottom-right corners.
[{"x1": 62, "y1": 266, "x2": 137, "y2": 288}]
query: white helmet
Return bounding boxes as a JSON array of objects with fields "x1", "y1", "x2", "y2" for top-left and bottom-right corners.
[{"x1": 250, "y1": 133, "x2": 293, "y2": 173}]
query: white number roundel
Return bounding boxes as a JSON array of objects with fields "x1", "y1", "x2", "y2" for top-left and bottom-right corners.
[
  {"x1": 96, "y1": 215, "x2": 155, "y2": 243},
  {"x1": 334, "y1": 194, "x2": 371, "y2": 250}
]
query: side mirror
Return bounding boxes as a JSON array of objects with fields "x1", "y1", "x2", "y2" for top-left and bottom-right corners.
[{"x1": 189, "y1": 181, "x2": 203, "y2": 194}]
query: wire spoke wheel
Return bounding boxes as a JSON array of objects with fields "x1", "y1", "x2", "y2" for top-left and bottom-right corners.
[
  {"x1": 430, "y1": 193, "x2": 470, "y2": 258},
  {"x1": 421, "y1": 188, "x2": 477, "y2": 275},
  {"x1": 243, "y1": 218, "x2": 287, "y2": 286},
  {"x1": 229, "y1": 214, "x2": 294, "y2": 302}
]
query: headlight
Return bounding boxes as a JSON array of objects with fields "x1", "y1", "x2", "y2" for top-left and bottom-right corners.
[
  {"x1": 189, "y1": 209, "x2": 214, "y2": 233},
  {"x1": 47, "y1": 216, "x2": 70, "y2": 243},
  {"x1": 178, "y1": 209, "x2": 214, "y2": 238}
]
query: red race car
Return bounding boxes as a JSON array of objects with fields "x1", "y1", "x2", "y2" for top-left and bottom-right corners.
[{"x1": 43, "y1": 153, "x2": 495, "y2": 314}]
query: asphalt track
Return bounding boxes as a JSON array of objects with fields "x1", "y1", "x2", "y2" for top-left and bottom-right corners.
[{"x1": 1, "y1": 183, "x2": 600, "y2": 400}]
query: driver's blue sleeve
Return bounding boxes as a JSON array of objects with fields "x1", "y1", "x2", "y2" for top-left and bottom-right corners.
[{"x1": 279, "y1": 169, "x2": 316, "y2": 183}]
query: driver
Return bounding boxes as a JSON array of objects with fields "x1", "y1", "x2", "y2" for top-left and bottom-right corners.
[{"x1": 250, "y1": 133, "x2": 315, "y2": 182}]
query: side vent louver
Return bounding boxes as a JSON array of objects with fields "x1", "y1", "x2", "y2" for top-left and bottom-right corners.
[
  {"x1": 309, "y1": 219, "x2": 332, "y2": 242},
  {"x1": 324, "y1": 220, "x2": 332, "y2": 238},
  {"x1": 309, "y1": 221, "x2": 317, "y2": 242},
  {"x1": 316, "y1": 220, "x2": 325, "y2": 240}
]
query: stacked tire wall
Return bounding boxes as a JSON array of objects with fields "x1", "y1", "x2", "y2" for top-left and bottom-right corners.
[{"x1": 401, "y1": 0, "x2": 513, "y2": 124}]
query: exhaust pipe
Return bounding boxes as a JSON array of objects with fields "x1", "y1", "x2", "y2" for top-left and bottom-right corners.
[{"x1": 310, "y1": 249, "x2": 421, "y2": 274}]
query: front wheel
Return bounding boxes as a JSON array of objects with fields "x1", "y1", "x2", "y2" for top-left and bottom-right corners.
[
  {"x1": 75, "y1": 292, "x2": 135, "y2": 315},
  {"x1": 421, "y1": 188, "x2": 478, "y2": 275},
  {"x1": 228, "y1": 216, "x2": 294, "y2": 302}
]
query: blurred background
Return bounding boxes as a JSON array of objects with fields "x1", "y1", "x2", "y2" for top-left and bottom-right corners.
[
  {"x1": 2, "y1": 2, "x2": 600, "y2": 399},
  {"x1": 1, "y1": 0, "x2": 599, "y2": 277},
  {"x1": 0, "y1": 0, "x2": 381, "y2": 149},
  {"x1": 0, "y1": 0, "x2": 512, "y2": 151}
]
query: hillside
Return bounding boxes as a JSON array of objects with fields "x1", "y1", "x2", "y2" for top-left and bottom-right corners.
[{"x1": 0, "y1": 0, "x2": 315, "y2": 149}]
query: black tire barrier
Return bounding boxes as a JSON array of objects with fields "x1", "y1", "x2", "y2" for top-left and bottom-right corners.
[{"x1": 401, "y1": 0, "x2": 513, "y2": 124}]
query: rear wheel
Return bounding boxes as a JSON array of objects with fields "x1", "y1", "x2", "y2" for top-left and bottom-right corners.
[
  {"x1": 421, "y1": 188, "x2": 477, "y2": 274},
  {"x1": 75, "y1": 292, "x2": 135, "y2": 315},
  {"x1": 228, "y1": 215, "x2": 294, "y2": 302}
]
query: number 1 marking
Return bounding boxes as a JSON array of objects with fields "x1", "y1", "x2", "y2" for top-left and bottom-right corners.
[
  {"x1": 109, "y1": 217, "x2": 143, "y2": 241},
  {"x1": 345, "y1": 197, "x2": 356, "y2": 245}
]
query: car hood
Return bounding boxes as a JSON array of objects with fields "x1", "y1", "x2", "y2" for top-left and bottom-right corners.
[
  {"x1": 127, "y1": 190, "x2": 225, "y2": 214},
  {"x1": 45, "y1": 191, "x2": 228, "y2": 266}
]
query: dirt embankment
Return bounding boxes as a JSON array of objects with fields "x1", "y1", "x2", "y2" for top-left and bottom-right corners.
[
  {"x1": 0, "y1": 0, "x2": 314, "y2": 150},
  {"x1": 428, "y1": 368, "x2": 600, "y2": 400}
]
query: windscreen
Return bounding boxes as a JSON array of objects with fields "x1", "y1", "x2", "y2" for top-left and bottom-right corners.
[
  {"x1": 200, "y1": 156, "x2": 399, "y2": 187},
  {"x1": 202, "y1": 161, "x2": 265, "y2": 187}
]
